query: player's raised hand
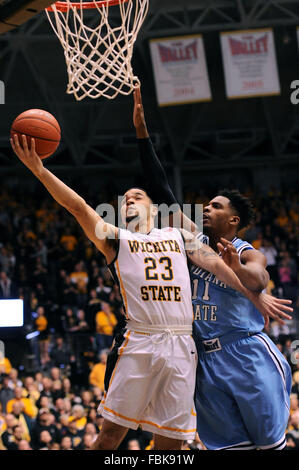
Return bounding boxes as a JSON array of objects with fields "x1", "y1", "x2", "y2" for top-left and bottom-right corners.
[
  {"x1": 10, "y1": 134, "x2": 43, "y2": 176},
  {"x1": 133, "y1": 86, "x2": 149, "y2": 138},
  {"x1": 217, "y1": 238, "x2": 241, "y2": 272},
  {"x1": 249, "y1": 292, "x2": 293, "y2": 327}
]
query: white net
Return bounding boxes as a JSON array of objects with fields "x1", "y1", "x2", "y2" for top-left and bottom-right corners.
[{"x1": 46, "y1": 0, "x2": 149, "y2": 101}]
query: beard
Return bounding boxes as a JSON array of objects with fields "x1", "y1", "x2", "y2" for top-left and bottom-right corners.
[{"x1": 126, "y1": 214, "x2": 139, "y2": 224}]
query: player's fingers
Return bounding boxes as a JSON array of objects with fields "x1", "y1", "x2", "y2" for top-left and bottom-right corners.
[
  {"x1": 30, "y1": 138, "x2": 36, "y2": 153},
  {"x1": 269, "y1": 305, "x2": 291, "y2": 320},
  {"x1": 220, "y1": 237, "x2": 231, "y2": 246},
  {"x1": 10, "y1": 137, "x2": 16, "y2": 151},
  {"x1": 226, "y1": 243, "x2": 238, "y2": 254},
  {"x1": 134, "y1": 86, "x2": 141, "y2": 104},
  {"x1": 272, "y1": 316, "x2": 286, "y2": 325},
  {"x1": 217, "y1": 242, "x2": 224, "y2": 252},
  {"x1": 266, "y1": 309, "x2": 285, "y2": 324},
  {"x1": 13, "y1": 133, "x2": 21, "y2": 147},
  {"x1": 220, "y1": 238, "x2": 237, "y2": 253},
  {"x1": 275, "y1": 311, "x2": 292, "y2": 320},
  {"x1": 273, "y1": 299, "x2": 293, "y2": 312},
  {"x1": 22, "y1": 134, "x2": 29, "y2": 153},
  {"x1": 271, "y1": 301, "x2": 293, "y2": 314},
  {"x1": 274, "y1": 298, "x2": 292, "y2": 305}
]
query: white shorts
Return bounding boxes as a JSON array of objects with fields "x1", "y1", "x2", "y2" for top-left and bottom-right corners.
[{"x1": 98, "y1": 329, "x2": 197, "y2": 440}]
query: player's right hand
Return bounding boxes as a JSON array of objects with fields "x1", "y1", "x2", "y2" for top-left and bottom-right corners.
[
  {"x1": 10, "y1": 134, "x2": 44, "y2": 176},
  {"x1": 249, "y1": 292, "x2": 293, "y2": 327}
]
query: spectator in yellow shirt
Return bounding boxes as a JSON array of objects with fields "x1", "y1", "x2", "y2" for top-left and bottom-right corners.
[
  {"x1": 89, "y1": 350, "x2": 108, "y2": 393},
  {"x1": 95, "y1": 302, "x2": 117, "y2": 353},
  {"x1": 60, "y1": 227, "x2": 78, "y2": 252},
  {"x1": 68, "y1": 405, "x2": 87, "y2": 431},
  {"x1": 6, "y1": 386, "x2": 37, "y2": 419},
  {"x1": 70, "y1": 261, "x2": 89, "y2": 294},
  {"x1": 34, "y1": 306, "x2": 49, "y2": 365},
  {"x1": 276, "y1": 208, "x2": 289, "y2": 228}
]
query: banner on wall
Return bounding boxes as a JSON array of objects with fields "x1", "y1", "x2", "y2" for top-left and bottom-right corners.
[
  {"x1": 220, "y1": 28, "x2": 281, "y2": 99},
  {"x1": 149, "y1": 35, "x2": 212, "y2": 107}
]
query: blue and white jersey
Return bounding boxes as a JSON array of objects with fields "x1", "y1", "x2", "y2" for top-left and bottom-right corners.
[{"x1": 191, "y1": 235, "x2": 265, "y2": 341}]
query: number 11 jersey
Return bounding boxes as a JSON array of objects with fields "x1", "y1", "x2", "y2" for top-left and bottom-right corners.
[{"x1": 191, "y1": 234, "x2": 265, "y2": 341}]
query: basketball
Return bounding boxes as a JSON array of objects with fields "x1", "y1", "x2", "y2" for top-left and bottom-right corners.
[{"x1": 10, "y1": 109, "x2": 61, "y2": 159}]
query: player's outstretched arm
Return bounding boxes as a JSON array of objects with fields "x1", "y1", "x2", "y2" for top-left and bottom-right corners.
[
  {"x1": 10, "y1": 134, "x2": 117, "y2": 263},
  {"x1": 184, "y1": 233, "x2": 293, "y2": 326},
  {"x1": 217, "y1": 237, "x2": 269, "y2": 292},
  {"x1": 133, "y1": 87, "x2": 200, "y2": 235}
]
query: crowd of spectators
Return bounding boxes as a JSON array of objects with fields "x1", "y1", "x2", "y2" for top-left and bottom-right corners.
[{"x1": 0, "y1": 182, "x2": 298, "y2": 450}]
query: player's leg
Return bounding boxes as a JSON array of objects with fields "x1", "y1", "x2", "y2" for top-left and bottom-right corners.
[
  {"x1": 195, "y1": 363, "x2": 254, "y2": 450},
  {"x1": 234, "y1": 333, "x2": 292, "y2": 450},
  {"x1": 140, "y1": 336, "x2": 197, "y2": 445},
  {"x1": 98, "y1": 332, "x2": 163, "y2": 432},
  {"x1": 153, "y1": 434, "x2": 183, "y2": 450},
  {"x1": 91, "y1": 418, "x2": 128, "y2": 450}
]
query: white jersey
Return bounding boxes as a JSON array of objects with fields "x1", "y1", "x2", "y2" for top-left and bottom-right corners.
[{"x1": 109, "y1": 227, "x2": 193, "y2": 327}]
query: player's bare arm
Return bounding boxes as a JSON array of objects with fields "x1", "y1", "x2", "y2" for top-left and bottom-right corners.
[
  {"x1": 183, "y1": 230, "x2": 293, "y2": 326},
  {"x1": 217, "y1": 237, "x2": 269, "y2": 292},
  {"x1": 10, "y1": 134, "x2": 118, "y2": 264}
]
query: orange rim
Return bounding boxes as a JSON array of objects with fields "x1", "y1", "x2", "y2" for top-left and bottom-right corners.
[{"x1": 46, "y1": 0, "x2": 129, "y2": 12}]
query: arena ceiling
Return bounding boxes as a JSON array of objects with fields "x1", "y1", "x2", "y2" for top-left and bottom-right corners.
[{"x1": 0, "y1": 0, "x2": 299, "y2": 192}]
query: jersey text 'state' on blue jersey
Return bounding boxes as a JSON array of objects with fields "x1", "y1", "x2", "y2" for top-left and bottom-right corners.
[{"x1": 191, "y1": 235, "x2": 265, "y2": 341}]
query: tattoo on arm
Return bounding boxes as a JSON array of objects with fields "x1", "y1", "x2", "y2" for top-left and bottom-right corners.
[{"x1": 198, "y1": 246, "x2": 218, "y2": 259}]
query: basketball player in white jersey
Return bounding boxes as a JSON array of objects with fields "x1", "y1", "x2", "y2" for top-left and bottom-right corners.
[{"x1": 10, "y1": 134, "x2": 293, "y2": 450}]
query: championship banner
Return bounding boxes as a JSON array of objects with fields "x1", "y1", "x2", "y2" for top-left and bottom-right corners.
[
  {"x1": 220, "y1": 29, "x2": 281, "y2": 99},
  {"x1": 149, "y1": 35, "x2": 212, "y2": 107}
]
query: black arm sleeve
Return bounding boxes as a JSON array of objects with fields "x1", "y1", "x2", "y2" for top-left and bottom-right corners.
[{"x1": 137, "y1": 138, "x2": 178, "y2": 206}]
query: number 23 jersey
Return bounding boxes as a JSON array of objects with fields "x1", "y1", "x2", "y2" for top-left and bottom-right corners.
[{"x1": 108, "y1": 227, "x2": 193, "y2": 327}]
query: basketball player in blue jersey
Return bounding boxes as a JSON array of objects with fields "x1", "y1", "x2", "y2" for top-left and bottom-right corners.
[{"x1": 133, "y1": 87, "x2": 293, "y2": 450}]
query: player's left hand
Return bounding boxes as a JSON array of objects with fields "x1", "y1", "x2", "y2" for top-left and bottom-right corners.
[
  {"x1": 217, "y1": 238, "x2": 241, "y2": 272},
  {"x1": 133, "y1": 86, "x2": 149, "y2": 138},
  {"x1": 249, "y1": 292, "x2": 293, "y2": 328}
]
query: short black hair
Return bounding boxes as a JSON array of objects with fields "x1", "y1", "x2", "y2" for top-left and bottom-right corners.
[
  {"x1": 218, "y1": 189, "x2": 255, "y2": 231},
  {"x1": 123, "y1": 174, "x2": 156, "y2": 204}
]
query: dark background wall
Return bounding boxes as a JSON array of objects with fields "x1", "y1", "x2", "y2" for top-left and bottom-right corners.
[{"x1": 0, "y1": 0, "x2": 299, "y2": 199}]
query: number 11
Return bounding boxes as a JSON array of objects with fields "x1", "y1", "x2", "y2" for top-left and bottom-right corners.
[{"x1": 192, "y1": 279, "x2": 210, "y2": 301}]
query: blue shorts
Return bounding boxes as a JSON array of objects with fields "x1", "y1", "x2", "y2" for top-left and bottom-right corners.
[{"x1": 195, "y1": 332, "x2": 292, "y2": 450}]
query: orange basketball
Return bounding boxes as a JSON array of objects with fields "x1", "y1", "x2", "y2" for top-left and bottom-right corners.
[{"x1": 10, "y1": 109, "x2": 61, "y2": 159}]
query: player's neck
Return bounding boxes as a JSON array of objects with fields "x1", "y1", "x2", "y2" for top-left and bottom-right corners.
[
  {"x1": 209, "y1": 232, "x2": 237, "y2": 252},
  {"x1": 127, "y1": 217, "x2": 154, "y2": 235}
]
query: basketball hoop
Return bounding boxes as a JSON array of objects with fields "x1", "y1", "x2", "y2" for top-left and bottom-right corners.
[{"x1": 45, "y1": 0, "x2": 149, "y2": 101}]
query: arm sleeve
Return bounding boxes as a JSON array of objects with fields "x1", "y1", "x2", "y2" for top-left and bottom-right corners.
[{"x1": 137, "y1": 138, "x2": 178, "y2": 207}]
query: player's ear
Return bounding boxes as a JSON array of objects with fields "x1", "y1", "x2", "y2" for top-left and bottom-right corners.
[
  {"x1": 230, "y1": 215, "x2": 240, "y2": 227},
  {"x1": 151, "y1": 204, "x2": 158, "y2": 218}
]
